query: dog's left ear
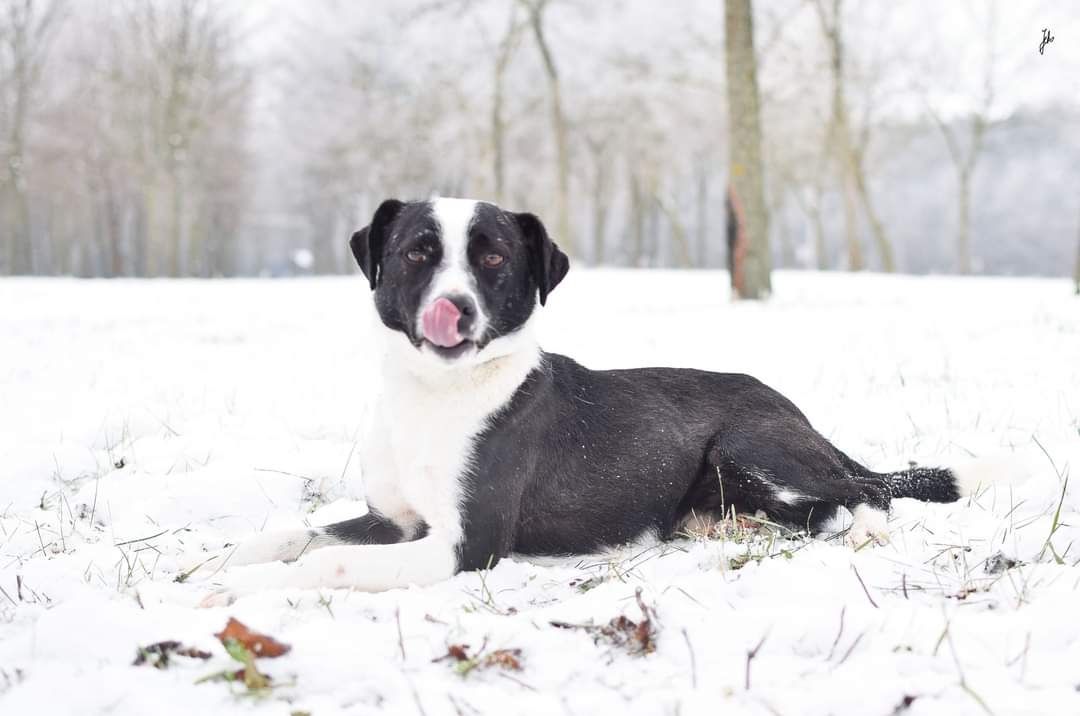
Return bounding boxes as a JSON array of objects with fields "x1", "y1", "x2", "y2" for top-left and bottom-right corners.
[
  {"x1": 514, "y1": 212, "x2": 569, "y2": 306},
  {"x1": 350, "y1": 199, "x2": 405, "y2": 290}
]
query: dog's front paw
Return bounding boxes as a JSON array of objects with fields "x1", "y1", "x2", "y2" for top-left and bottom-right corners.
[
  {"x1": 192, "y1": 561, "x2": 292, "y2": 608},
  {"x1": 229, "y1": 529, "x2": 321, "y2": 567},
  {"x1": 844, "y1": 505, "x2": 890, "y2": 549}
]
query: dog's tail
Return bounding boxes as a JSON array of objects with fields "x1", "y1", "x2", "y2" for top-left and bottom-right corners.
[{"x1": 879, "y1": 457, "x2": 1023, "y2": 503}]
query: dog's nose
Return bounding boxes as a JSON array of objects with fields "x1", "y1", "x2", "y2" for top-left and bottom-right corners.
[{"x1": 444, "y1": 294, "x2": 477, "y2": 335}]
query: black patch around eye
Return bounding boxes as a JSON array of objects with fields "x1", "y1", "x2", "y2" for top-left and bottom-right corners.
[
  {"x1": 401, "y1": 236, "x2": 440, "y2": 261},
  {"x1": 481, "y1": 253, "x2": 507, "y2": 269}
]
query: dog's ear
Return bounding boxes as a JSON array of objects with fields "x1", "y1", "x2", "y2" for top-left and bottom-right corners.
[
  {"x1": 350, "y1": 199, "x2": 405, "y2": 290},
  {"x1": 514, "y1": 212, "x2": 569, "y2": 306}
]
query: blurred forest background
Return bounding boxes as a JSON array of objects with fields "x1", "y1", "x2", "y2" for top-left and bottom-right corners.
[{"x1": 1, "y1": 0, "x2": 1078, "y2": 279}]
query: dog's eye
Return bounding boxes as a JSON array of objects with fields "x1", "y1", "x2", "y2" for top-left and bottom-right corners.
[
  {"x1": 482, "y1": 253, "x2": 505, "y2": 269},
  {"x1": 405, "y1": 249, "x2": 428, "y2": 264}
]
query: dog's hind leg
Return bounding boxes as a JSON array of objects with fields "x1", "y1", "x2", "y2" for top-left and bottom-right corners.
[{"x1": 698, "y1": 434, "x2": 894, "y2": 546}]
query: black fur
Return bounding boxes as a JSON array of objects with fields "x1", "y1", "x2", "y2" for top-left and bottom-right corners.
[
  {"x1": 321, "y1": 509, "x2": 409, "y2": 545},
  {"x1": 350, "y1": 199, "x2": 405, "y2": 290},
  {"x1": 357, "y1": 199, "x2": 567, "y2": 351},
  {"x1": 454, "y1": 354, "x2": 959, "y2": 569}
]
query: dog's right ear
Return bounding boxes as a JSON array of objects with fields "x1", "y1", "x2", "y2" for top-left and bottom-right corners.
[
  {"x1": 513, "y1": 211, "x2": 570, "y2": 306},
  {"x1": 350, "y1": 199, "x2": 405, "y2": 290}
]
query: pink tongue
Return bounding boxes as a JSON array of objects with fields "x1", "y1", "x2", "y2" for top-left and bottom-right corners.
[{"x1": 421, "y1": 298, "x2": 463, "y2": 348}]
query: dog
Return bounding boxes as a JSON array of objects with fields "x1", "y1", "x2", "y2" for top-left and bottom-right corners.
[{"x1": 198, "y1": 197, "x2": 989, "y2": 606}]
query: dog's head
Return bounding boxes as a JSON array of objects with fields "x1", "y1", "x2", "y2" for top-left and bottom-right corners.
[{"x1": 350, "y1": 198, "x2": 569, "y2": 368}]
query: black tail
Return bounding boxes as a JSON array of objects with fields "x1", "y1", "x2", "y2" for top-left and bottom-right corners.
[
  {"x1": 834, "y1": 450, "x2": 962, "y2": 504},
  {"x1": 881, "y1": 466, "x2": 961, "y2": 503}
]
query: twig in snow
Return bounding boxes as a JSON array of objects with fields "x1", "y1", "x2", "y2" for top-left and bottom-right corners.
[
  {"x1": 682, "y1": 628, "x2": 697, "y2": 688},
  {"x1": 836, "y1": 631, "x2": 864, "y2": 667},
  {"x1": 745, "y1": 632, "x2": 768, "y2": 690},
  {"x1": 339, "y1": 422, "x2": 363, "y2": 482},
  {"x1": 254, "y1": 467, "x2": 314, "y2": 481},
  {"x1": 940, "y1": 611, "x2": 995, "y2": 716},
  {"x1": 852, "y1": 565, "x2": 879, "y2": 608},
  {"x1": 498, "y1": 671, "x2": 537, "y2": 691},
  {"x1": 826, "y1": 606, "x2": 845, "y2": 661},
  {"x1": 114, "y1": 529, "x2": 168, "y2": 547},
  {"x1": 396, "y1": 607, "x2": 406, "y2": 661}
]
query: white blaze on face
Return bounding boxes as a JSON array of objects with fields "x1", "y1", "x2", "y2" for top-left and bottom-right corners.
[{"x1": 419, "y1": 198, "x2": 487, "y2": 340}]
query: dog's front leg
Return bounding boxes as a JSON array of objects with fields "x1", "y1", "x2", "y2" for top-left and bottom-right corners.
[{"x1": 198, "y1": 534, "x2": 458, "y2": 607}]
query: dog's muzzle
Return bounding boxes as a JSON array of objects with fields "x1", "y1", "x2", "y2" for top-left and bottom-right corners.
[{"x1": 420, "y1": 295, "x2": 477, "y2": 351}]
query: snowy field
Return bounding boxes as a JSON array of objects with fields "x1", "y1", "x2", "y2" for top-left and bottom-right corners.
[{"x1": 1, "y1": 270, "x2": 1078, "y2": 716}]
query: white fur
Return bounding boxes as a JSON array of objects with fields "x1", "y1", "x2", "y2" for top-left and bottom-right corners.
[
  {"x1": 416, "y1": 197, "x2": 489, "y2": 344},
  {"x1": 362, "y1": 327, "x2": 541, "y2": 545},
  {"x1": 745, "y1": 465, "x2": 806, "y2": 506},
  {"x1": 773, "y1": 488, "x2": 807, "y2": 505},
  {"x1": 845, "y1": 504, "x2": 890, "y2": 548},
  {"x1": 201, "y1": 537, "x2": 458, "y2": 606},
  {"x1": 227, "y1": 528, "x2": 341, "y2": 567},
  {"x1": 200, "y1": 260, "x2": 543, "y2": 604}
]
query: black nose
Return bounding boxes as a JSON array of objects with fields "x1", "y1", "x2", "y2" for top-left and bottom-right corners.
[{"x1": 445, "y1": 294, "x2": 477, "y2": 335}]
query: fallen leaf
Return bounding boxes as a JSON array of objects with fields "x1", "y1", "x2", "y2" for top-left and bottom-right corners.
[
  {"x1": 485, "y1": 648, "x2": 523, "y2": 671},
  {"x1": 214, "y1": 617, "x2": 291, "y2": 658},
  {"x1": 434, "y1": 643, "x2": 523, "y2": 675},
  {"x1": 548, "y1": 588, "x2": 657, "y2": 656},
  {"x1": 133, "y1": 640, "x2": 212, "y2": 669}
]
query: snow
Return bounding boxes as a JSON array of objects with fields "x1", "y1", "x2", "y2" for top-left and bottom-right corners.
[{"x1": 1, "y1": 270, "x2": 1078, "y2": 715}]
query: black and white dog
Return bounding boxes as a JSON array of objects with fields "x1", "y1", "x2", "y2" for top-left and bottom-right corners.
[{"x1": 200, "y1": 197, "x2": 987, "y2": 605}]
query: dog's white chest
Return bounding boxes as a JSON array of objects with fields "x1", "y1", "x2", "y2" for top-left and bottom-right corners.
[{"x1": 359, "y1": 347, "x2": 539, "y2": 540}]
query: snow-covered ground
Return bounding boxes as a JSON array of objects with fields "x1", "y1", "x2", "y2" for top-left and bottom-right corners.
[{"x1": 1, "y1": 270, "x2": 1077, "y2": 715}]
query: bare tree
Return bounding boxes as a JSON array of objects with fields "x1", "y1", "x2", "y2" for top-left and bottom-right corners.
[
  {"x1": 121, "y1": 0, "x2": 251, "y2": 277},
  {"x1": 926, "y1": 2, "x2": 998, "y2": 275},
  {"x1": 725, "y1": 0, "x2": 771, "y2": 299},
  {"x1": 2, "y1": 1, "x2": 1072, "y2": 279},
  {"x1": 491, "y1": 6, "x2": 525, "y2": 205},
  {"x1": 583, "y1": 131, "x2": 611, "y2": 264},
  {"x1": 520, "y1": 0, "x2": 572, "y2": 255},
  {"x1": 1074, "y1": 202, "x2": 1079, "y2": 295},
  {"x1": 813, "y1": 0, "x2": 895, "y2": 273},
  {"x1": 0, "y1": 0, "x2": 65, "y2": 275}
]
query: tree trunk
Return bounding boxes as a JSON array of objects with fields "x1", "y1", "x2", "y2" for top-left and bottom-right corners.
[
  {"x1": 696, "y1": 166, "x2": 709, "y2": 267},
  {"x1": 815, "y1": 0, "x2": 894, "y2": 273},
  {"x1": 957, "y1": 169, "x2": 972, "y2": 274},
  {"x1": 851, "y1": 153, "x2": 895, "y2": 272},
  {"x1": 724, "y1": 0, "x2": 772, "y2": 299},
  {"x1": 1073, "y1": 211, "x2": 1079, "y2": 295},
  {"x1": 1071, "y1": 213, "x2": 1080, "y2": 295},
  {"x1": 842, "y1": 175, "x2": 863, "y2": 270},
  {"x1": 169, "y1": 169, "x2": 183, "y2": 277},
  {"x1": 491, "y1": 9, "x2": 521, "y2": 205},
  {"x1": 589, "y1": 142, "x2": 608, "y2": 265},
  {"x1": 629, "y1": 169, "x2": 645, "y2": 266},
  {"x1": 812, "y1": 204, "x2": 827, "y2": 270},
  {"x1": 525, "y1": 0, "x2": 572, "y2": 255},
  {"x1": 656, "y1": 194, "x2": 692, "y2": 268}
]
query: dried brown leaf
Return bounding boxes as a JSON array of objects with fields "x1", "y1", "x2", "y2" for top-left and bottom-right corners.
[
  {"x1": 485, "y1": 648, "x2": 523, "y2": 671},
  {"x1": 214, "y1": 617, "x2": 291, "y2": 658}
]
